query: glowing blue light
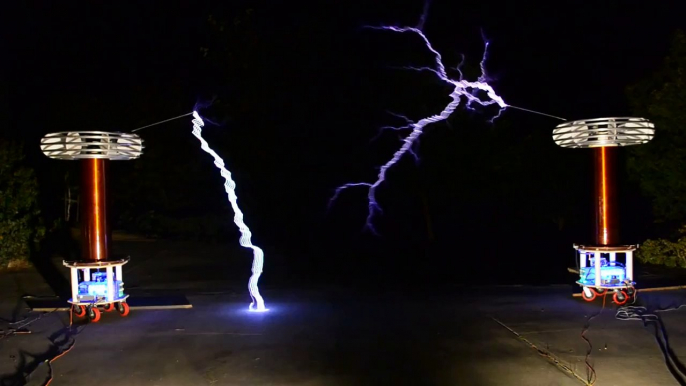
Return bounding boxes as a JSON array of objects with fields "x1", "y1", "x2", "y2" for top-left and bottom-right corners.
[
  {"x1": 580, "y1": 259, "x2": 627, "y2": 287},
  {"x1": 78, "y1": 280, "x2": 124, "y2": 298},
  {"x1": 192, "y1": 111, "x2": 268, "y2": 312}
]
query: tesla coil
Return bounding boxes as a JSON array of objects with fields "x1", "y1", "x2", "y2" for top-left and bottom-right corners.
[
  {"x1": 552, "y1": 117, "x2": 655, "y2": 305},
  {"x1": 41, "y1": 131, "x2": 143, "y2": 322}
]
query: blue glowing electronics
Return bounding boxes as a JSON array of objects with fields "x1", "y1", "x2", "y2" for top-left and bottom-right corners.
[
  {"x1": 579, "y1": 257, "x2": 626, "y2": 286},
  {"x1": 574, "y1": 245, "x2": 637, "y2": 304},
  {"x1": 77, "y1": 272, "x2": 125, "y2": 301}
]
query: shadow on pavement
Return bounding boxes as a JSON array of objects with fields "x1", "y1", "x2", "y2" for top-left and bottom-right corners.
[{"x1": 0, "y1": 318, "x2": 84, "y2": 386}]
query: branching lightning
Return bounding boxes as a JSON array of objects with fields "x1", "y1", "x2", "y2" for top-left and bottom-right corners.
[
  {"x1": 191, "y1": 111, "x2": 267, "y2": 312},
  {"x1": 329, "y1": 9, "x2": 508, "y2": 234}
]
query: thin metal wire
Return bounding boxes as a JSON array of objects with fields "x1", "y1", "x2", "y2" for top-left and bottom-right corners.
[
  {"x1": 507, "y1": 105, "x2": 567, "y2": 121},
  {"x1": 129, "y1": 106, "x2": 562, "y2": 133},
  {"x1": 131, "y1": 112, "x2": 193, "y2": 133},
  {"x1": 492, "y1": 317, "x2": 593, "y2": 385}
]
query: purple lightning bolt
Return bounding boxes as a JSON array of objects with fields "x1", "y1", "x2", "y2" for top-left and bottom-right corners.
[{"x1": 329, "y1": 12, "x2": 508, "y2": 234}]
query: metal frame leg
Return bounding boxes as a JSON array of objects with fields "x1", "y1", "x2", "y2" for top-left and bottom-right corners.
[
  {"x1": 70, "y1": 268, "x2": 79, "y2": 303},
  {"x1": 626, "y1": 251, "x2": 634, "y2": 281},
  {"x1": 106, "y1": 266, "x2": 114, "y2": 303}
]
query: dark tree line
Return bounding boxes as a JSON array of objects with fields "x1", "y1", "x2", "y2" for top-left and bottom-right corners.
[{"x1": 626, "y1": 31, "x2": 686, "y2": 267}]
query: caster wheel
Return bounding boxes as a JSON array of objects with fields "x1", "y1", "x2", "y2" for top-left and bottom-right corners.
[
  {"x1": 613, "y1": 290, "x2": 628, "y2": 305},
  {"x1": 87, "y1": 307, "x2": 101, "y2": 323},
  {"x1": 582, "y1": 287, "x2": 597, "y2": 302},
  {"x1": 73, "y1": 305, "x2": 87, "y2": 318},
  {"x1": 103, "y1": 303, "x2": 115, "y2": 312},
  {"x1": 116, "y1": 302, "x2": 130, "y2": 317},
  {"x1": 593, "y1": 288, "x2": 606, "y2": 295}
]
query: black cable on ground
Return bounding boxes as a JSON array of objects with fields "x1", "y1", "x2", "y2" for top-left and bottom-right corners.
[
  {"x1": 580, "y1": 291, "x2": 608, "y2": 386},
  {"x1": 616, "y1": 302, "x2": 686, "y2": 386},
  {"x1": 0, "y1": 309, "x2": 59, "y2": 342},
  {"x1": 1, "y1": 301, "x2": 85, "y2": 386},
  {"x1": 26, "y1": 309, "x2": 86, "y2": 386}
]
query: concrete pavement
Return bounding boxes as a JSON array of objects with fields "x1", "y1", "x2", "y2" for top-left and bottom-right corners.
[{"x1": 1, "y1": 239, "x2": 686, "y2": 385}]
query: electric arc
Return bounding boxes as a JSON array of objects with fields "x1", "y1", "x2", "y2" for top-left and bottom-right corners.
[
  {"x1": 191, "y1": 111, "x2": 268, "y2": 312},
  {"x1": 328, "y1": 11, "x2": 507, "y2": 234}
]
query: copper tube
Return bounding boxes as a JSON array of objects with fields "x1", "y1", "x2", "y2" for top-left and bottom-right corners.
[
  {"x1": 81, "y1": 158, "x2": 109, "y2": 261},
  {"x1": 593, "y1": 147, "x2": 618, "y2": 246}
]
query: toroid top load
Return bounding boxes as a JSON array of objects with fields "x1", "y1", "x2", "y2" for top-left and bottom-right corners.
[
  {"x1": 552, "y1": 117, "x2": 655, "y2": 304},
  {"x1": 40, "y1": 131, "x2": 143, "y2": 322},
  {"x1": 41, "y1": 132, "x2": 143, "y2": 261}
]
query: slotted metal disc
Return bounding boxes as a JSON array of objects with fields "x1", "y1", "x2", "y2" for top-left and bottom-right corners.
[
  {"x1": 40, "y1": 131, "x2": 144, "y2": 160},
  {"x1": 553, "y1": 117, "x2": 655, "y2": 148}
]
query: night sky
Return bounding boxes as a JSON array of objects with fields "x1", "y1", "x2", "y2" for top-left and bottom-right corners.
[{"x1": 5, "y1": 1, "x2": 686, "y2": 287}]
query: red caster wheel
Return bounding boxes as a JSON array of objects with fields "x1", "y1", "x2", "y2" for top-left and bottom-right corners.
[
  {"x1": 582, "y1": 287, "x2": 597, "y2": 302},
  {"x1": 73, "y1": 305, "x2": 87, "y2": 318},
  {"x1": 116, "y1": 302, "x2": 130, "y2": 317},
  {"x1": 103, "y1": 303, "x2": 115, "y2": 312},
  {"x1": 87, "y1": 306, "x2": 101, "y2": 323},
  {"x1": 613, "y1": 290, "x2": 628, "y2": 305}
]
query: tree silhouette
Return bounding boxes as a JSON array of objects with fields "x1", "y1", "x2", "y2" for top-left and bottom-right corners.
[
  {"x1": 627, "y1": 30, "x2": 686, "y2": 225},
  {"x1": 626, "y1": 30, "x2": 686, "y2": 266}
]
